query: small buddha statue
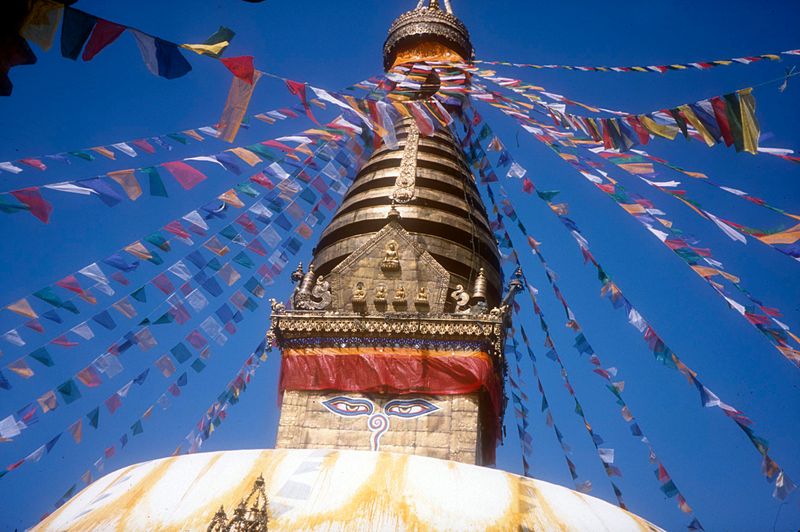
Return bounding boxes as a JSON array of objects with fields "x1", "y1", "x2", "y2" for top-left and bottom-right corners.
[
  {"x1": 374, "y1": 284, "x2": 387, "y2": 302},
  {"x1": 415, "y1": 286, "x2": 429, "y2": 303},
  {"x1": 394, "y1": 284, "x2": 406, "y2": 301},
  {"x1": 381, "y1": 240, "x2": 401, "y2": 271},
  {"x1": 352, "y1": 282, "x2": 366, "y2": 303}
]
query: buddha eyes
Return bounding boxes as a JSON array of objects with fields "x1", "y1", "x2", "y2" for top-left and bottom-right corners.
[
  {"x1": 321, "y1": 397, "x2": 439, "y2": 418},
  {"x1": 321, "y1": 397, "x2": 374, "y2": 416},
  {"x1": 384, "y1": 399, "x2": 439, "y2": 418}
]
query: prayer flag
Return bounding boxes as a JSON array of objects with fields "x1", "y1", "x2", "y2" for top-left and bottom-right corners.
[
  {"x1": 67, "y1": 419, "x2": 83, "y2": 443},
  {"x1": 57, "y1": 379, "x2": 82, "y2": 404},
  {"x1": 217, "y1": 71, "x2": 262, "y2": 142},
  {"x1": 87, "y1": 407, "x2": 100, "y2": 428},
  {"x1": 77, "y1": 366, "x2": 102, "y2": 387},
  {"x1": 37, "y1": 390, "x2": 58, "y2": 413},
  {"x1": 7, "y1": 298, "x2": 37, "y2": 319},
  {"x1": 161, "y1": 161, "x2": 207, "y2": 190},
  {"x1": 132, "y1": 30, "x2": 192, "y2": 79},
  {"x1": 107, "y1": 169, "x2": 142, "y2": 200},
  {"x1": 20, "y1": 0, "x2": 63, "y2": 51},
  {"x1": 11, "y1": 187, "x2": 52, "y2": 223},
  {"x1": 220, "y1": 55, "x2": 254, "y2": 84},
  {"x1": 61, "y1": 8, "x2": 96, "y2": 60},
  {"x1": 82, "y1": 19, "x2": 126, "y2": 61}
]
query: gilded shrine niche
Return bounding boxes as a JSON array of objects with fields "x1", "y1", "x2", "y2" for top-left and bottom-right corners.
[{"x1": 325, "y1": 220, "x2": 450, "y2": 314}]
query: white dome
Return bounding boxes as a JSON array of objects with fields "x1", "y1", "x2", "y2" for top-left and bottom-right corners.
[{"x1": 35, "y1": 448, "x2": 663, "y2": 531}]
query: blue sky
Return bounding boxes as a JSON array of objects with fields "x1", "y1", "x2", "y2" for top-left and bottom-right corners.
[{"x1": 0, "y1": 0, "x2": 799, "y2": 529}]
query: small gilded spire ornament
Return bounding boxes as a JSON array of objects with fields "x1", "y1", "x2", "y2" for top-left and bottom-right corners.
[
  {"x1": 207, "y1": 474, "x2": 269, "y2": 532},
  {"x1": 471, "y1": 268, "x2": 487, "y2": 303}
]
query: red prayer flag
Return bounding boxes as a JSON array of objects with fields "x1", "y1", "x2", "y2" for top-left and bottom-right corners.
[
  {"x1": 522, "y1": 178, "x2": 534, "y2": 193},
  {"x1": 25, "y1": 319, "x2": 44, "y2": 333},
  {"x1": 19, "y1": 158, "x2": 46, "y2": 171},
  {"x1": 220, "y1": 55, "x2": 254, "y2": 84},
  {"x1": 132, "y1": 138, "x2": 156, "y2": 154},
  {"x1": 250, "y1": 172, "x2": 274, "y2": 189},
  {"x1": 104, "y1": 393, "x2": 123, "y2": 414},
  {"x1": 164, "y1": 220, "x2": 191, "y2": 239},
  {"x1": 77, "y1": 366, "x2": 102, "y2": 387},
  {"x1": 286, "y1": 79, "x2": 319, "y2": 124},
  {"x1": 51, "y1": 335, "x2": 79, "y2": 347},
  {"x1": 710, "y1": 97, "x2": 734, "y2": 147},
  {"x1": 82, "y1": 19, "x2": 126, "y2": 61},
  {"x1": 161, "y1": 161, "x2": 207, "y2": 190},
  {"x1": 11, "y1": 187, "x2": 52, "y2": 223}
]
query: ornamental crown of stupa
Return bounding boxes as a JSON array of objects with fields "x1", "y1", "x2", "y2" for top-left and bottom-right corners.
[{"x1": 383, "y1": 0, "x2": 473, "y2": 69}]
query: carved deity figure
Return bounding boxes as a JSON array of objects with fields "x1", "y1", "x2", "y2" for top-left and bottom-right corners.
[
  {"x1": 394, "y1": 284, "x2": 406, "y2": 301},
  {"x1": 381, "y1": 240, "x2": 401, "y2": 271},
  {"x1": 415, "y1": 286, "x2": 429, "y2": 303},
  {"x1": 374, "y1": 284, "x2": 387, "y2": 302},
  {"x1": 352, "y1": 282, "x2": 366, "y2": 303}
]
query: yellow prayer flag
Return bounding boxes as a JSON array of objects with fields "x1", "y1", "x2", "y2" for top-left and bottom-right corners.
[
  {"x1": 678, "y1": 104, "x2": 715, "y2": 147},
  {"x1": 124, "y1": 241, "x2": 153, "y2": 260},
  {"x1": 227, "y1": 147, "x2": 262, "y2": 167},
  {"x1": 91, "y1": 146, "x2": 116, "y2": 160},
  {"x1": 391, "y1": 101, "x2": 412, "y2": 118},
  {"x1": 107, "y1": 169, "x2": 142, "y2": 201},
  {"x1": 691, "y1": 266, "x2": 739, "y2": 283},
  {"x1": 37, "y1": 391, "x2": 58, "y2": 413},
  {"x1": 182, "y1": 129, "x2": 204, "y2": 141},
  {"x1": 738, "y1": 88, "x2": 760, "y2": 155},
  {"x1": 218, "y1": 71, "x2": 262, "y2": 143},
  {"x1": 639, "y1": 115, "x2": 679, "y2": 140},
  {"x1": 756, "y1": 223, "x2": 800, "y2": 245},
  {"x1": 294, "y1": 143, "x2": 314, "y2": 157},
  {"x1": 20, "y1": 0, "x2": 63, "y2": 52},
  {"x1": 180, "y1": 41, "x2": 230, "y2": 57},
  {"x1": 620, "y1": 203, "x2": 647, "y2": 215},
  {"x1": 7, "y1": 298, "x2": 37, "y2": 319},
  {"x1": 218, "y1": 189, "x2": 244, "y2": 208}
]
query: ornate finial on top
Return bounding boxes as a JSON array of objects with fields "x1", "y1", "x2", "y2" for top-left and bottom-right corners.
[{"x1": 384, "y1": 1, "x2": 473, "y2": 70}]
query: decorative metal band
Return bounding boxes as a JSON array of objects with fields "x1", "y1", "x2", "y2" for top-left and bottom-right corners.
[
  {"x1": 391, "y1": 121, "x2": 420, "y2": 204},
  {"x1": 268, "y1": 310, "x2": 506, "y2": 359}
]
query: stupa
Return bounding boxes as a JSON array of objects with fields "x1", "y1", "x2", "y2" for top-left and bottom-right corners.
[{"x1": 35, "y1": 2, "x2": 663, "y2": 530}]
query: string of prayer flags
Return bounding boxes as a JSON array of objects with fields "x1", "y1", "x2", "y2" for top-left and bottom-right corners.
[
  {"x1": 0, "y1": 123, "x2": 337, "y2": 222},
  {"x1": 506, "y1": 334, "x2": 534, "y2": 476},
  {"x1": 512, "y1": 329, "x2": 593, "y2": 494},
  {"x1": 0, "y1": 72, "x2": 385, "y2": 173},
  {"x1": 588, "y1": 147, "x2": 800, "y2": 260},
  {"x1": 478, "y1": 68, "x2": 763, "y2": 154},
  {"x1": 465, "y1": 112, "x2": 795, "y2": 501},
  {"x1": 485, "y1": 169, "x2": 704, "y2": 523},
  {"x1": 475, "y1": 48, "x2": 800, "y2": 74},
  {"x1": 43, "y1": 326, "x2": 266, "y2": 517},
  {"x1": 2, "y1": 283, "x2": 259, "y2": 481},
  {"x1": 0, "y1": 136, "x2": 354, "y2": 416},
  {"x1": 464, "y1": 119, "x2": 629, "y2": 509},
  {"x1": 468, "y1": 78, "x2": 800, "y2": 367}
]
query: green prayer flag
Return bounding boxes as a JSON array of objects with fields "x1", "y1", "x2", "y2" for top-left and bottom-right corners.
[
  {"x1": 29, "y1": 347, "x2": 54, "y2": 367},
  {"x1": 131, "y1": 286, "x2": 147, "y2": 303},
  {"x1": 142, "y1": 166, "x2": 168, "y2": 197},
  {"x1": 723, "y1": 93, "x2": 745, "y2": 153},
  {"x1": 57, "y1": 379, "x2": 82, "y2": 404},
  {"x1": 87, "y1": 407, "x2": 100, "y2": 428}
]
